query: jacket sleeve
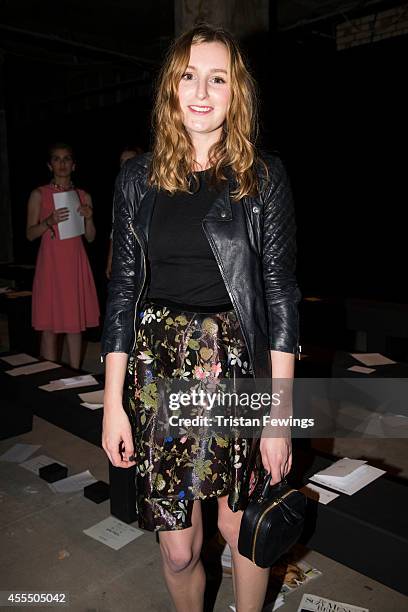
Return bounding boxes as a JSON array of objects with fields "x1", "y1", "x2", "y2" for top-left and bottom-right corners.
[
  {"x1": 100, "y1": 168, "x2": 140, "y2": 359},
  {"x1": 262, "y1": 157, "x2": 301, "y2": 354}
]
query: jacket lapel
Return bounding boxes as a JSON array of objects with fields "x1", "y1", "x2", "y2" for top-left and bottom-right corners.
[{"x1": 202, "y1": 179, "x2": 233, "y2": 222}]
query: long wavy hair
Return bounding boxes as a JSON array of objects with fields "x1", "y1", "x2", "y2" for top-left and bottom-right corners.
[{"x1": 149, "y1": 24, "x2": 264, "y2": 200}]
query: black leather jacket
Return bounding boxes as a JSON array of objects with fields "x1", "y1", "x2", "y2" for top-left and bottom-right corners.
[{"x1": 101, "y1": 153, "x2": 301, "y2": 378}]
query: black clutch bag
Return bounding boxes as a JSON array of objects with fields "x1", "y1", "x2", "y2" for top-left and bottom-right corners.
[{"x1": 238, "y1": 475, "x2": 307, "y2": 568}]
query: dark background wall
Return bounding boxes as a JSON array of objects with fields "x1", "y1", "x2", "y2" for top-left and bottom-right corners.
[{"x1": 1, "y1": 0, "x2": 406, "y2": 304}]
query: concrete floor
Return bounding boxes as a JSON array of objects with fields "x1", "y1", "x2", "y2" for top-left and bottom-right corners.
[
  {"x1": 2, "y1": 417, "x2": 408, "y2": 612},
  {"x1": 1, "y1": 314, "x2": 408, "y2": 611}
]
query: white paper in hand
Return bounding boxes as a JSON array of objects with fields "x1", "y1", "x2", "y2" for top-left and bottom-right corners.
[{"x1": 53, "y1": 191, "x2": 84, "y2": 239}]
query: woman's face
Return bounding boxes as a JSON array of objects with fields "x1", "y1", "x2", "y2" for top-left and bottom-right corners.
[
  {"x1": 178, "y1": 41, "x2": 230, "y2": 140},
  {"x1": 47, "y1": 148, "x2": 75, "y2": 178}
]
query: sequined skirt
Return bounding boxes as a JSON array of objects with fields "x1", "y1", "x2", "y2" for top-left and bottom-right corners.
[{"x1": 126, "y1": 299, "x2": 263, "y2": 531}]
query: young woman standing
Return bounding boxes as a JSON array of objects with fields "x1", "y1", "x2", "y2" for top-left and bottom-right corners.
[
  {"x1": 27, "y1": 143, "x2": 100, "y2": 369},
  {"x1": 102, "y1": 25, "x2": 300, "y2": 612}
]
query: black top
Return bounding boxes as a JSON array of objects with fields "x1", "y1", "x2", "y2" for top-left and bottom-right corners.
[{"x1": 147, "y1": 169, "x2": 232, "y2": 310}]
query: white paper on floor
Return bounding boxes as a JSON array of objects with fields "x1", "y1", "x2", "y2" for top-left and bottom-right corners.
[
  {"x1": 20, "y1": 454, "x2": 67, "y2": 474},
  {"x1": 48, "y1": 470, "x2": 97, "y2": 493},
  {"x1": 78, "y1": 389, "x2": 104, "y2": 404},
  {"x1": 83, "y1": 516, "x2": 144, "y2": 550},
  {"x1": 0, "y1": 443, "x2": 42, "y2": 462},
  {"x1": 6, "y1": 361, "x2": 61, "y2": 376},
  {"x1": 39, "y1": 375, "x2": 99, "y2": 391},
  {"x1": 350, "y1": 352, "x2": 396, "y2": 367},
  {"x1": 230, "y1": 595, "x2": 285, "y2": 611},
  {"x1": 347, "y1": 365, "x2": 376, "y2": 374},
  {"x1": 297, "y1": 593, "x2": 369, "y2": 611},
  {"x1": 0, "y1": 353, "x2": 39, "y2": 366},
  {"x1": 300, "y1": 483, "x2": 339, "y2": 505},
  {"x1": 314, "y1": 457, "x2": 367, "y2": 478},
  {"x1": 60, "y1": 375, "x2": 98, "y2": 387},
  {"x1": 310, "y1": 457, "x2": 385, "y2": 495},
  {"x1": 335, "y1": 403, "x2": 408, "y2": 437},
  {"x1": 80, "y1": 402, "x2": 103, "y2": 410}
]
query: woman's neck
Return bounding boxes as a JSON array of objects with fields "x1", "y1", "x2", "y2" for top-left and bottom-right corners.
[
  {"x1": 51, "y1": 176, "x2": 72, "y2": 188},
  {"x1": 190, "y1": 127, "x2": 222, "y2": 171}
]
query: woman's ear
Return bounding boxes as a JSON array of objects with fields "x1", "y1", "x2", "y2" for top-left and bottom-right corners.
[
  {"x1": 72, "y1": 162, "x2": 76, "y2": 172},
  {"x1": 47, "y1": 162, "x2": 52, "y2": 172}
]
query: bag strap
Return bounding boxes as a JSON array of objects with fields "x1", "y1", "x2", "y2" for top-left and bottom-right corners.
[{"x1": 259, "y1": 474, "x2": 288, "y2": 501}]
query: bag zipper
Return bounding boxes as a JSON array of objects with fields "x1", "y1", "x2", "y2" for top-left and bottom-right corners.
[{"x1": 251, "y1": 488, "x2": 296, "y2": 563}]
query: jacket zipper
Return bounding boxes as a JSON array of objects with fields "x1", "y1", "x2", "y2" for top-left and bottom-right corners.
[
  {"x1": 128, "y1": 222, "x2": 146, "y2": 354},
  {"x1": 251, "y1": 488, "x2": 296, "y2": 562},
  {"x1": 202, "y1": 221, "x2": 255, "y2": 378}
]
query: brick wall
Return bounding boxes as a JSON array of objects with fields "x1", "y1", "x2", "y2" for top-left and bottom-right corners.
[{"x1": 336, "y1": 5, "x2": 408, "y2": 50}]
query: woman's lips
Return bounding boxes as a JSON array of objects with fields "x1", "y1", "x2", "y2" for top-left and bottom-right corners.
[{"x1": 188, "y1": 105, "x2": 213, "y2": 115}]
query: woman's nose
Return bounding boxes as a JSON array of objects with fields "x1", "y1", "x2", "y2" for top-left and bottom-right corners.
[{"x1": 196, "y1": 79, "x2": 208, "y2": 100}]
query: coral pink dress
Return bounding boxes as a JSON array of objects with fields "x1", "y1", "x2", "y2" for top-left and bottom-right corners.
[{"x1": 32, "y1": 185, "x2": 100, "y2": 333}]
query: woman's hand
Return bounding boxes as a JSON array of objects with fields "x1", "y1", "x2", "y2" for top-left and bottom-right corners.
[
  {"x1": 102, "y1": 405, "x2": 137, "y2": 468},
  {"x1": 259, "y1": 435, "x2": 292, "y2": 484},
  {"x1": 48, "y1": 207, "x2": 69, "y2": 225},
  {"x1": 261, "y1": 350, "x2": 295, "y2": 485},
  {"x1": 80, "y1": 193, "x2": 96, "y2": 242},
  {"x1": 78, "y1": 203, "x2": 93, "y2": 219}
]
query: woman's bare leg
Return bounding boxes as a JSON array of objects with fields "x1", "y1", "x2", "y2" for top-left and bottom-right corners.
[
  {"x1": 158, "y1": 500, "x2": 205, "y2": 612},
  {"x1": 40, "y1": 331, "x2": 58, "y2": 361},
  {"x1": 218, "y1": 495, "x2": 269, "y2": 612},
  {"x1": 66, "y1": 332, "x2": 82, "y2": 369}
]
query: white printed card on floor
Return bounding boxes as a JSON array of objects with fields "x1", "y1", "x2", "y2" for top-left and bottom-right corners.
[
  {"x1": 48, "y1": 470, "x2": 97, "y2": 493},
  {"x1": 0, "y1": 444, "x2": 42, "y2": 463},
  {"x1": 230, "y1": 595, "x2": 285, "y2": 612},
  {"x1": 83, "y1": 516, "x2": 144, "y2": 550},
  {"x1": 80, "y1": 402, "x2": 103, "y2": 410},
  {"x1": 6, "y1": 361, "x2": 61, "y2": 376},
  {"x1": 297, "y1": 593, "x2": 368, "y2": 611},
  {"x1": 20, "y1": 454, "x2": 67, "y2": 474},
  {"x1": 310, "y1": 458, "x2": 385, "y2": 495},
  {"x1": 78, "y1": 389, "x2": 104, "y2": 404},
  {"x1": 0, "y1": 353, "x2": 38, "y2": 366},
  {"x1": 347, "y1": 365, "x2": 376, "y2": 374},
  {"x1": 300, "y1": 483, "x2": 339, "y2": 505},
  {"x1": 350, "y1": 352, "x2": 395, "y2": 367}
]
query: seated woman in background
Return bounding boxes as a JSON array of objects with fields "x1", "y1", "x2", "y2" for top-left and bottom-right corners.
[{"x1": 26, "y1": 142, "x2": 100, "y2": 369}]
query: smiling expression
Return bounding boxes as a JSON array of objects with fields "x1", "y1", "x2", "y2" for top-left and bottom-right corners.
[{"x1": 178, "y1": 41, "x2": 231, "y2": 140}]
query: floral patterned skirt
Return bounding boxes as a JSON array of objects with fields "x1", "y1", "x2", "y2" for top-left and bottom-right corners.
[{"x1": 125, "y1": 299, "x2": 263, "y2": 532}]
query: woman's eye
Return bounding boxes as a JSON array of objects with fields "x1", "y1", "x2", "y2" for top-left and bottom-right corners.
[
  {"x1": 212, "y1": 76, "x2": 226, "y2": 84},
  {"x1": 181, "y1": 72, "x2": 194, "y2": 80}
]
